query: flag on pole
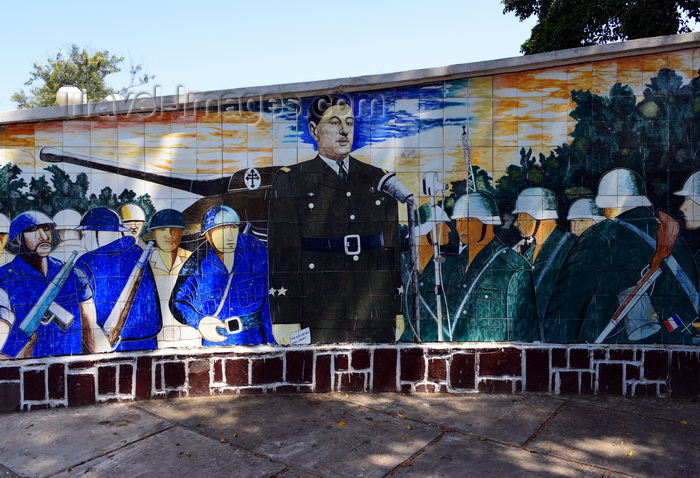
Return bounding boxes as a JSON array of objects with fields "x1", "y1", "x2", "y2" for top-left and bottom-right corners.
[{"x1": 664, "y1": 315, "x2": 684, "y2": 332}]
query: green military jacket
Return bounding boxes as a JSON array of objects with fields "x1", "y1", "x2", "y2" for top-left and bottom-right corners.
[
  {"x1": 400, "y1": 250, "x2": 458, "y2": 342},
  {"x1": 523, "y1": 227, "x2": 576, "y2": 327},
  {"x1": 431, "y1": 238, "x2": 539, "y2": 342},
  {"x1": 545, "y1": 207, "x2": 699, "y2": 344}
]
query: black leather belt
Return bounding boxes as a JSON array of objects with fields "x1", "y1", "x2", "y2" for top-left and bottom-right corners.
[
  {"x1": 216, "y1": 310, "x2": 262, "y2": 335},
  {"x1": 301, "y1": 233, "x2": 384, "y2": 255}
]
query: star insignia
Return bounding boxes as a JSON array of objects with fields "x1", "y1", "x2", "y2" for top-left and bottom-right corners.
[
  {"x1": 397, "y1": 286, "x2": 404, "y2": 294},
  {"x1": 278, "y1": 287, "x2": 287, "y2": 296},
  {"x1": 269, "y1": 288, "x2": 276, "y2": 296}
]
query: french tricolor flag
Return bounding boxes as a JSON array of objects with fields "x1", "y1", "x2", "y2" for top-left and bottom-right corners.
[{"x1": 664, "y1": 315, "x2": 684, "y2": 332}]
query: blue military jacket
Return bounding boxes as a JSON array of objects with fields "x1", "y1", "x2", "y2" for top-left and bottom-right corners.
[
  {"x1": 170, "y1": 234, "x2": 275, "y2": 346},
  {"x1": 0, "y1": 255, "x2": 90, "y2": 358},
  {"x1": 74, "y1": 236, "x2": 161, "y2": 351}
]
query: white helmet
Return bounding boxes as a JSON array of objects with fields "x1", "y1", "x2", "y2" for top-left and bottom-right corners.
[
  {"x1": 512, "y1": 188, "x2": 558, "y2": 220},
  {"x1": 673, "y1": 171, "x2": 700, "y2": 203},
  {"x1": 567, "y1": 198, "x2": 605, "y2": 221},
  {"x1": 118, "y1": 203, "x2": 146, "y2": 222},
  {"x1": 451, "y1": 192, "x2": 501, "y2": 225},
  {"x1": 0, "y1": 287, "x2": 14, "y2": 325},
  {"x1": 0, "y1": 214, "x2": 10, "y2": 234},
  {"x1": 595, "y1": 168, "x2": 651, "y2": 209},
  {"x1": 52, "y1": 209, "x2": 83, "y2": 230},
  {"x1": 414, "y1": 204, "x2": 451, "y2": 237}
]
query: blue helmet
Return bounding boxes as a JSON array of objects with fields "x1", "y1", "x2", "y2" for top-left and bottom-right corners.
[
  {"x1": 201, "y1": 205, "x2": 240, "y2": 234},
  {"x1": 77, "y1": 207, "x2": 129, "y2": 232},
  {"x1": 148, "y1": 209, "x2": 186, "y2": 231},
  {"x1": 10, "y1": 211, "x2": 55, "y2": 243}
]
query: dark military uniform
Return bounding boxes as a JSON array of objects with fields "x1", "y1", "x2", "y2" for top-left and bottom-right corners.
[
  {"x1": 522, "y1": 227, "x2": 576, "y2": 336},
  {"x1": 545, "y1": 207, "x2": 699, "y2": 344},
  {"x1": 441, "y1": 238, "x2": 539, "y2": 342},
  {"x1": 268, "y1": 155, "x2": 401, "y2": 343},
  {"x1": 399, "y1": 250, "x2": 458, "y2": 342}
]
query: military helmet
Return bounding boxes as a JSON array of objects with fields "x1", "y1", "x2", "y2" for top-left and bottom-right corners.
[
  {"x1": 512, "y1": 188, "x2": 558, "y2": 220},
  {"x1": 9, "y1": 211, "x2": 55, "y2": 243},
  {"x1": 595, "y1": 168, "x2": 651, "y2": 209},
  {"x1": 567, "y1": 198, "x2": 605, "y2": 221},
  {"x1": 451, "y1": 192, "x2": 501, "y2": 225},
  {"x1": 201, "y1": 205, "x2": 240, "y2": 234},
  {"x1": 77, "y1": 207, "x2": 129, "y2": 232},
  {"x1": 673, "y1": 171, "x2": 700, "y2": 203},
  {"x1": 0, "y1": 214, "x2": 10, "y2": 234},
  {"x1": 52, "y1": 209, "x2": 83, "y2": 230},
  {"x1": 415, "y1": 203, "x2": 451, "y2": 236},
  {"x1": 118, "y1": 203, "x2": 146, "y2": 222},
  {"x1": 0, "y1": 287, "x2": 14, "y2": 325},
  {"x1": 148, "y1": 209, "x2": 186, "y2": 231}
]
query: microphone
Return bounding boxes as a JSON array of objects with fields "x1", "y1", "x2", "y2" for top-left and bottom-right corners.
[{"x1": 378, "y1": 173, "x2": 414, "y2": 204}]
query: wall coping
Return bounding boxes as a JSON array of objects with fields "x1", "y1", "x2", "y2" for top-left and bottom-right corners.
[
  {"x1": 3, "y1": 341, "x2": 696, "y2": 365},
  {"x1": 1, "y1": 32, "x2": 699, "y2": 125}
]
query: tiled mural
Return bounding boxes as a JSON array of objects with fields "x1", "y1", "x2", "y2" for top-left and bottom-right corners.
[{"x1": 1, "y1": 48, "x2": 700, "y2": 359}]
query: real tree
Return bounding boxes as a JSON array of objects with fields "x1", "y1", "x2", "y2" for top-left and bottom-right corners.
[
  {"x1": 10, "y1": 44, "x2": 154, "y2": 108},
  {"x1": 502, "y1": 0, "x2": 700, "y2": 54}
]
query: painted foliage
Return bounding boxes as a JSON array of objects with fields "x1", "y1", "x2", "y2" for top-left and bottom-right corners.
[{"x1": 1, "y1": 48, "x2": 700, "y2": 358}]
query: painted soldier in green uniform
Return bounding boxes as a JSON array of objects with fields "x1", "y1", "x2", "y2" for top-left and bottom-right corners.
[
  {"x1": 440, "y1": 192, "x2": 538, "y2": 342},
  {"x1": 268, "y1": 95, "x2": 401, "y2": 344},
  {"x1": 400, "y1": 203, "x2": 455, "y2": 342},
  {"x1": 567, "y1": 198, "x2": 605, "y2": 237},
  {"x1": 512, "y1": 188, "x2": 575, "y2": 336},
  {"x1": 546, "y1": 168, "x2": 699, "y2": 344}
]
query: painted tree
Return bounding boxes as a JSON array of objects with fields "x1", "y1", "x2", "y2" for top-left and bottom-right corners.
[
  {"x1": 494, "y1": 68, "x2": 700, "y2": 224},
  {"x1": 10, "y1": 44, "x2": 154, "y2": 108},
  {"x1": 502, "y1": 0, "x2": 700, "y2": 54}
]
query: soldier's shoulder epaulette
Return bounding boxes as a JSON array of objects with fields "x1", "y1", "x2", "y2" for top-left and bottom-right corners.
[{"x1": 280, "y1": 167, "x2": 291, "y2": 173}]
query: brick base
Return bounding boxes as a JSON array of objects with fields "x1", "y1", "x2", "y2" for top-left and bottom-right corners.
[{"x1": 1, "y1": 344, "x2": 698, "y2": 412}]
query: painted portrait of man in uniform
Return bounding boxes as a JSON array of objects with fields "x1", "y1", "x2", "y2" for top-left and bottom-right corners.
[{"x1": 268, "y1": 95, "x2": 402, "y2": 344}]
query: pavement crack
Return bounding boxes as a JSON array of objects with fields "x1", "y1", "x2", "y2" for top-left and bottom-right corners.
[
  {"x1": 383, "y1": 431, "x2": 448, "y2": 477},
  {"x1": 521, "y1": 400, "x2": 567, "y2": 449}
]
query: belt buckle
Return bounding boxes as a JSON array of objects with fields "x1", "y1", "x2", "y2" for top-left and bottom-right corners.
[
  {"x1": 223, "y1": 316, "x2": 242, "y2": 334},
  {"x1": 344, "y1": 234, "x2": 361, "y2": 256}
]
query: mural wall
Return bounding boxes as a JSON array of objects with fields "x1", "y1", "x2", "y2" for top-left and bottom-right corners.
[{"x1": 1, "y1": 47, "x2": 700, "y2": 359}]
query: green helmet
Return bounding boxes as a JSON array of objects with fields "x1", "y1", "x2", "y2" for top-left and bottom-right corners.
[
  {"x1": 451, "y1": 192, "x2": 501, "y2": 225},
  {"x1": 595, "y1": 168, "x2": 651, "y2": 209},
  {"x1": 673, "y1": 171, "x2": 700, "y2": 203},
  {"x1": 512, "y1": 188, "x2": 558, "y2": 220},
  {"x1": 567, "y1": 198, "x2": 605, "y2": 221}
]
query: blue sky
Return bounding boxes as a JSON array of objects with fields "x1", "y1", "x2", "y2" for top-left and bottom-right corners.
[
  {"x1": 0, "y1": 1, "x2": 541, "y2": 111},
  {"x1": 1, "y1": 2, "x2": 697, "y2": 113}
]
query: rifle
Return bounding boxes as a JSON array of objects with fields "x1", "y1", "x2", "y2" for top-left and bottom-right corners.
[
  {"x1": 19, "y1": 251, "x2": 80, "y2": 337},
  {"x1": 594, "y1": 210, "x2": 680, "y2": 343},
  {"x1": 103, "y1": 242, "x2": 155, "y2": 347}
]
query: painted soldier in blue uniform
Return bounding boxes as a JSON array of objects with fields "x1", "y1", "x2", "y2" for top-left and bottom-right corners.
[
  {"x1": 74, "y1": 207, "x2": 161, "y2": 352},
  {"x1": 0, "y1": 212, "x2": 97, "y2": 358},
  {"x1": 170, "y1": 205, "x2": 275, "y2": 346}
]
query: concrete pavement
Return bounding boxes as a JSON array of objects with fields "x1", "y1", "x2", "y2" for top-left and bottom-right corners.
[{"x1": 0, "y1": 393, "x2": 698, "y2": 477}]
